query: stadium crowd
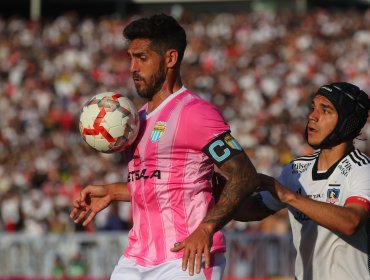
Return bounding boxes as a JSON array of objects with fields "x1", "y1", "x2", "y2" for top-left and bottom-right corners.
[{"x1": 0, "y1": 7, "x2": 370, "y2": 236}]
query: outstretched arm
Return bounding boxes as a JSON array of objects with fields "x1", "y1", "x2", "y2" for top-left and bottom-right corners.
[
  {"x1": 259, "y1": 174, "x2": 368, "y2": 236},
  {"x1": 233, "y1": 193, "x2": 276, "y2": 222},
  {"x1": 171, "y1": 153, "x2": 259, "y2": 276},
  {"x1": 70, "y1": 182, "x2": 130, "y2": 226},
  {"x1": 213, "y1": 172, "x2": 275, "y2": 222}
]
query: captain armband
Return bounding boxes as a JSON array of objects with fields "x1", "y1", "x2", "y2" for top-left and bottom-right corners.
[{"x1": 202, "y1": 131, "x2": 243, "y2": 167}]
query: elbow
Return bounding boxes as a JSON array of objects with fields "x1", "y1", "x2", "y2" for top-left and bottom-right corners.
[
  {"x1": 339, "y1": 219, "x2": 362, "y2": 236},
  {"x1": 241, "y1": 171, "x2": 259, "y2": 194}
]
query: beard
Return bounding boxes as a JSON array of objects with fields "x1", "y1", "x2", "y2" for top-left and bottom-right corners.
[{"x1": 134, "y1": 60, "x2": 166, "y2": 101}]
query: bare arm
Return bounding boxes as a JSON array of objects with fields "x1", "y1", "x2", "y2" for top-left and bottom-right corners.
[
  {"x1": 260, "y1": 174, "x2": 368, "y2": 236},
  {"x1": 212, "y1": 172, "x2": 275, "y2": 222},
  {"x1": 283, "y1": 191, "x2": 367, "y2": 236},
  {"x1": 70, "y1": 182, "x2": 130, "y2": 226},
  {"x1": 171, "y1": 153, "x2": 259, "y2": 275},
  {"x1": 202, "y1": 152, "x2": 259, "y2": 230},
  {"x1": 233, "y1": 193, "x2": 276, "y2": 222}
]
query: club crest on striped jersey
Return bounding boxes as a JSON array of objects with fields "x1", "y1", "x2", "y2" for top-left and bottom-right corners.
[
  {"x1": 151, "y1": 121, "x2": 166, "y2": 142},
  {"x1": 326, "y1": 188, "x2": 340, "y2": 203}
]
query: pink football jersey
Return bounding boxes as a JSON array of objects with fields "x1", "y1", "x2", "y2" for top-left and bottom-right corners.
[{"x1": 124, "y1": 87, "x2": 230, "y2": 267}]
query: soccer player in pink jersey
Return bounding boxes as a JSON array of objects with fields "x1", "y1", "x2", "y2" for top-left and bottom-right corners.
[
  {"x1": 228, "y1": 82, "x2": 370, "y2": 280},
  {"x1": 70, "y1": 14, "x2": 259, "y2": 279}
]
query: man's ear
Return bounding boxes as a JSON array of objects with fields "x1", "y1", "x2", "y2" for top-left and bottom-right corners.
[{"x1": 166, "y1": 49, "x2": 179, "y2": 68}]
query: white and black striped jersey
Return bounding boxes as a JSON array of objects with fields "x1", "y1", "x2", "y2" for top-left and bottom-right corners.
[{"x1": 261, "y1": 149, "x2": 370, "y2": 280}]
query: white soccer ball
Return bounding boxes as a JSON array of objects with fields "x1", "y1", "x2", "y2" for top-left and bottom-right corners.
[{"x1": 79, "y1": 92, "x2": 140, "y2": 153}]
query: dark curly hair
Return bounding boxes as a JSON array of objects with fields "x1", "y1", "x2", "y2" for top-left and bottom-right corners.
[{"x1": 123, "y1": 14, "x2": 187, "y2": 65}]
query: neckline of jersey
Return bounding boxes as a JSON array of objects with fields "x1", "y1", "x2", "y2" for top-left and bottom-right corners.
[
  {"x1": 312, "y1": 147, "x2": 355, "y2": 180},
  {"x1": 145, "y1": 86, "x2": 187, "y2": 118}
]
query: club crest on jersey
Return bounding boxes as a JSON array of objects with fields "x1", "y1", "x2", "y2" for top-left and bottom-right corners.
[
  {"x1": 151, "y1": 121, "x2": 166, "y2": 142},
  {"x1": 326, "y1": 188, "x2": 340, "y2": 203}
]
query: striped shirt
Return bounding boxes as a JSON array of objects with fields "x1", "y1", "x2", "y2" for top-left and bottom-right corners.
[
  {"x1": 261, "y1": 149, "x2": 370, "y2": 280},
  {"x1": 124, "y1": 87, "x2": 229, "y2": 267}
]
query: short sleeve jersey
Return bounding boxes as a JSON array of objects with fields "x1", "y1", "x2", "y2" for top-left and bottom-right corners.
[
  {"x1": 124, "y1": 87, "x2": 229, "y2": 267},
  {"x1": 261, "y1": 149, "x2": 370, "y2": 280}
]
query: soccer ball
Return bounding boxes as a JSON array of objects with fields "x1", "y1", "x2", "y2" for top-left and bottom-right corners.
[{"x1": 79, "y1": 92, "x2": 140, "y2": 153}]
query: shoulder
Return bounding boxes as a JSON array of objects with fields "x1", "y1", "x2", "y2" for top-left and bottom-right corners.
[
  {"x1": 291, "y1": 151, "x2": 320, "y2": 164},
  {"x1": 342, "y1": 149, "x2": 370, "y2": 179},
  {"x1": 283, "y1": 151, "x2": 319, "y2": 173},
  {"x1": 183, "y1": 90, "x2": 220, "y2": 112},
  {"x1": 346, "y1": 149, "x2": 370, "y2": 168},
  {"x1": 278, "y1": 152, "x2": 318, "y2": 184},
  {"x1": 181, "y1": 90, "x2": 226, "y2": 121}
]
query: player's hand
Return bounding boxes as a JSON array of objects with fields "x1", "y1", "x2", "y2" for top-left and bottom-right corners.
[
  {"x1": 258, "y1": 173, "x2": 291, "y2": 203},
  {"x1": 170, "y1": 223, "x2": 214, "y2": 276},
  {"x1": 70, "y1": 185, "x2": 112, "y2": 226}
]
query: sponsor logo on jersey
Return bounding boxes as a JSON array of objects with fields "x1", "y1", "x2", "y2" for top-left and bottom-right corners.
[
  {"x1": 127, "y1": 169, "x2": 161, "y2": 182},
  {"x1": 292, "y1": 162, "x2": 312, "y2": 174},
  {"x1": 308, "y1": 193, "x2": 324, "y2": 199},
  {"x1": 326, "y1": 188, "x2": 340, "y2": 203},
  {"x1": 151, "y1": 122, "x2": 166, "y2": 142},
  {"x1": 338, "y1": 159, "x2": 352, "y2": 176}
]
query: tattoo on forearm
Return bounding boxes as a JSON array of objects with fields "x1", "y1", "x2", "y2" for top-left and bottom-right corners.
[{"x1": 203, "y1": 153, "x2": 257, "y2": 230}]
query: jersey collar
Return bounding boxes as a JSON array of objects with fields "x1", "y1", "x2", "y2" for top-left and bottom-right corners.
[{"x1": 312, "y1": 147, "x2": 355, "y2": 180}]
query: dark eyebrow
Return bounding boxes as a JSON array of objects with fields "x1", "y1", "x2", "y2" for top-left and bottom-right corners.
[
  {"x1": 312, "y1": 99, "x2": 335, "y2": 110},
  {"x1": 127, "y1": 51, "x2": 146, "y2": 57},
  {"x1": 319, "y1": 103, "x2": 335, "y2": 110}
]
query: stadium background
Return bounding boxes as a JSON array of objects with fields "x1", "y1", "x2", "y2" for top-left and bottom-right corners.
[{"x1": 0, "y1": 0, "x2": 369, "y2": 279}]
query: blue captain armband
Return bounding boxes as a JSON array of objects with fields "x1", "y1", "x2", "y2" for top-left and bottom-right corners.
[{"x1": 202, "y1": 131, "x2": 244, "y2": 167}]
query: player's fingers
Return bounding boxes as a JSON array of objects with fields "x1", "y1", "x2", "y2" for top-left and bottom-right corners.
[
  {"x1": 182, "y1": 248, "x2": 190, "y2": 272},
  {"x1": 187, "y1": 250, "x2": 196, "y2": 276},
  {"x1": 73, "y1": 208, "x2": 89, "y2": 223},
  {"x1": 170, "y1": 241, "x2": 184, "y2": 252},
  {"x1": 195, "y1": 248, "x2": 203, "y2": 274},
  {"x1": 82, "y1": 211, "x2": 96, "y2": 227},
  {"x1": 80, "y1": 189, "x2": 89, "y2": 202},
  {"x1": 70, "y1": 208, "x2": 80, "y2": 219},
  {"x1": 72, "y1": 198, "x2": 83, "y2": 208},
  {"x1": 203, "y1": 244, "x2": 211, "y2": 269}
]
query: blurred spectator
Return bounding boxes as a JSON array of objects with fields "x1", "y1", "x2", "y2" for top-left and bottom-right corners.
[
  {"x1": 52, "y1": 255, "x2": 66, "y2": 279},
  {"x1": 0, "y1": 188, "x2": 23, "y2": 231},
  {"x1": 22, "y1": 188, "x2": 52, "y2": 234},
  {"x1": 66, "y1": 252, "x2": 88, "y2": 278},
  {"x1": 101, "y1": 201, "x2": 132, "y2": 231}
]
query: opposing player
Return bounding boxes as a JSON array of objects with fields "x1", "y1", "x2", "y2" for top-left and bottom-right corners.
[
  {"x1": 232, "y1": 82, "x2": 370, "y2": 280},
  {"x1": 70, "y1": 14, "x2": 259, "y2": 279}
]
